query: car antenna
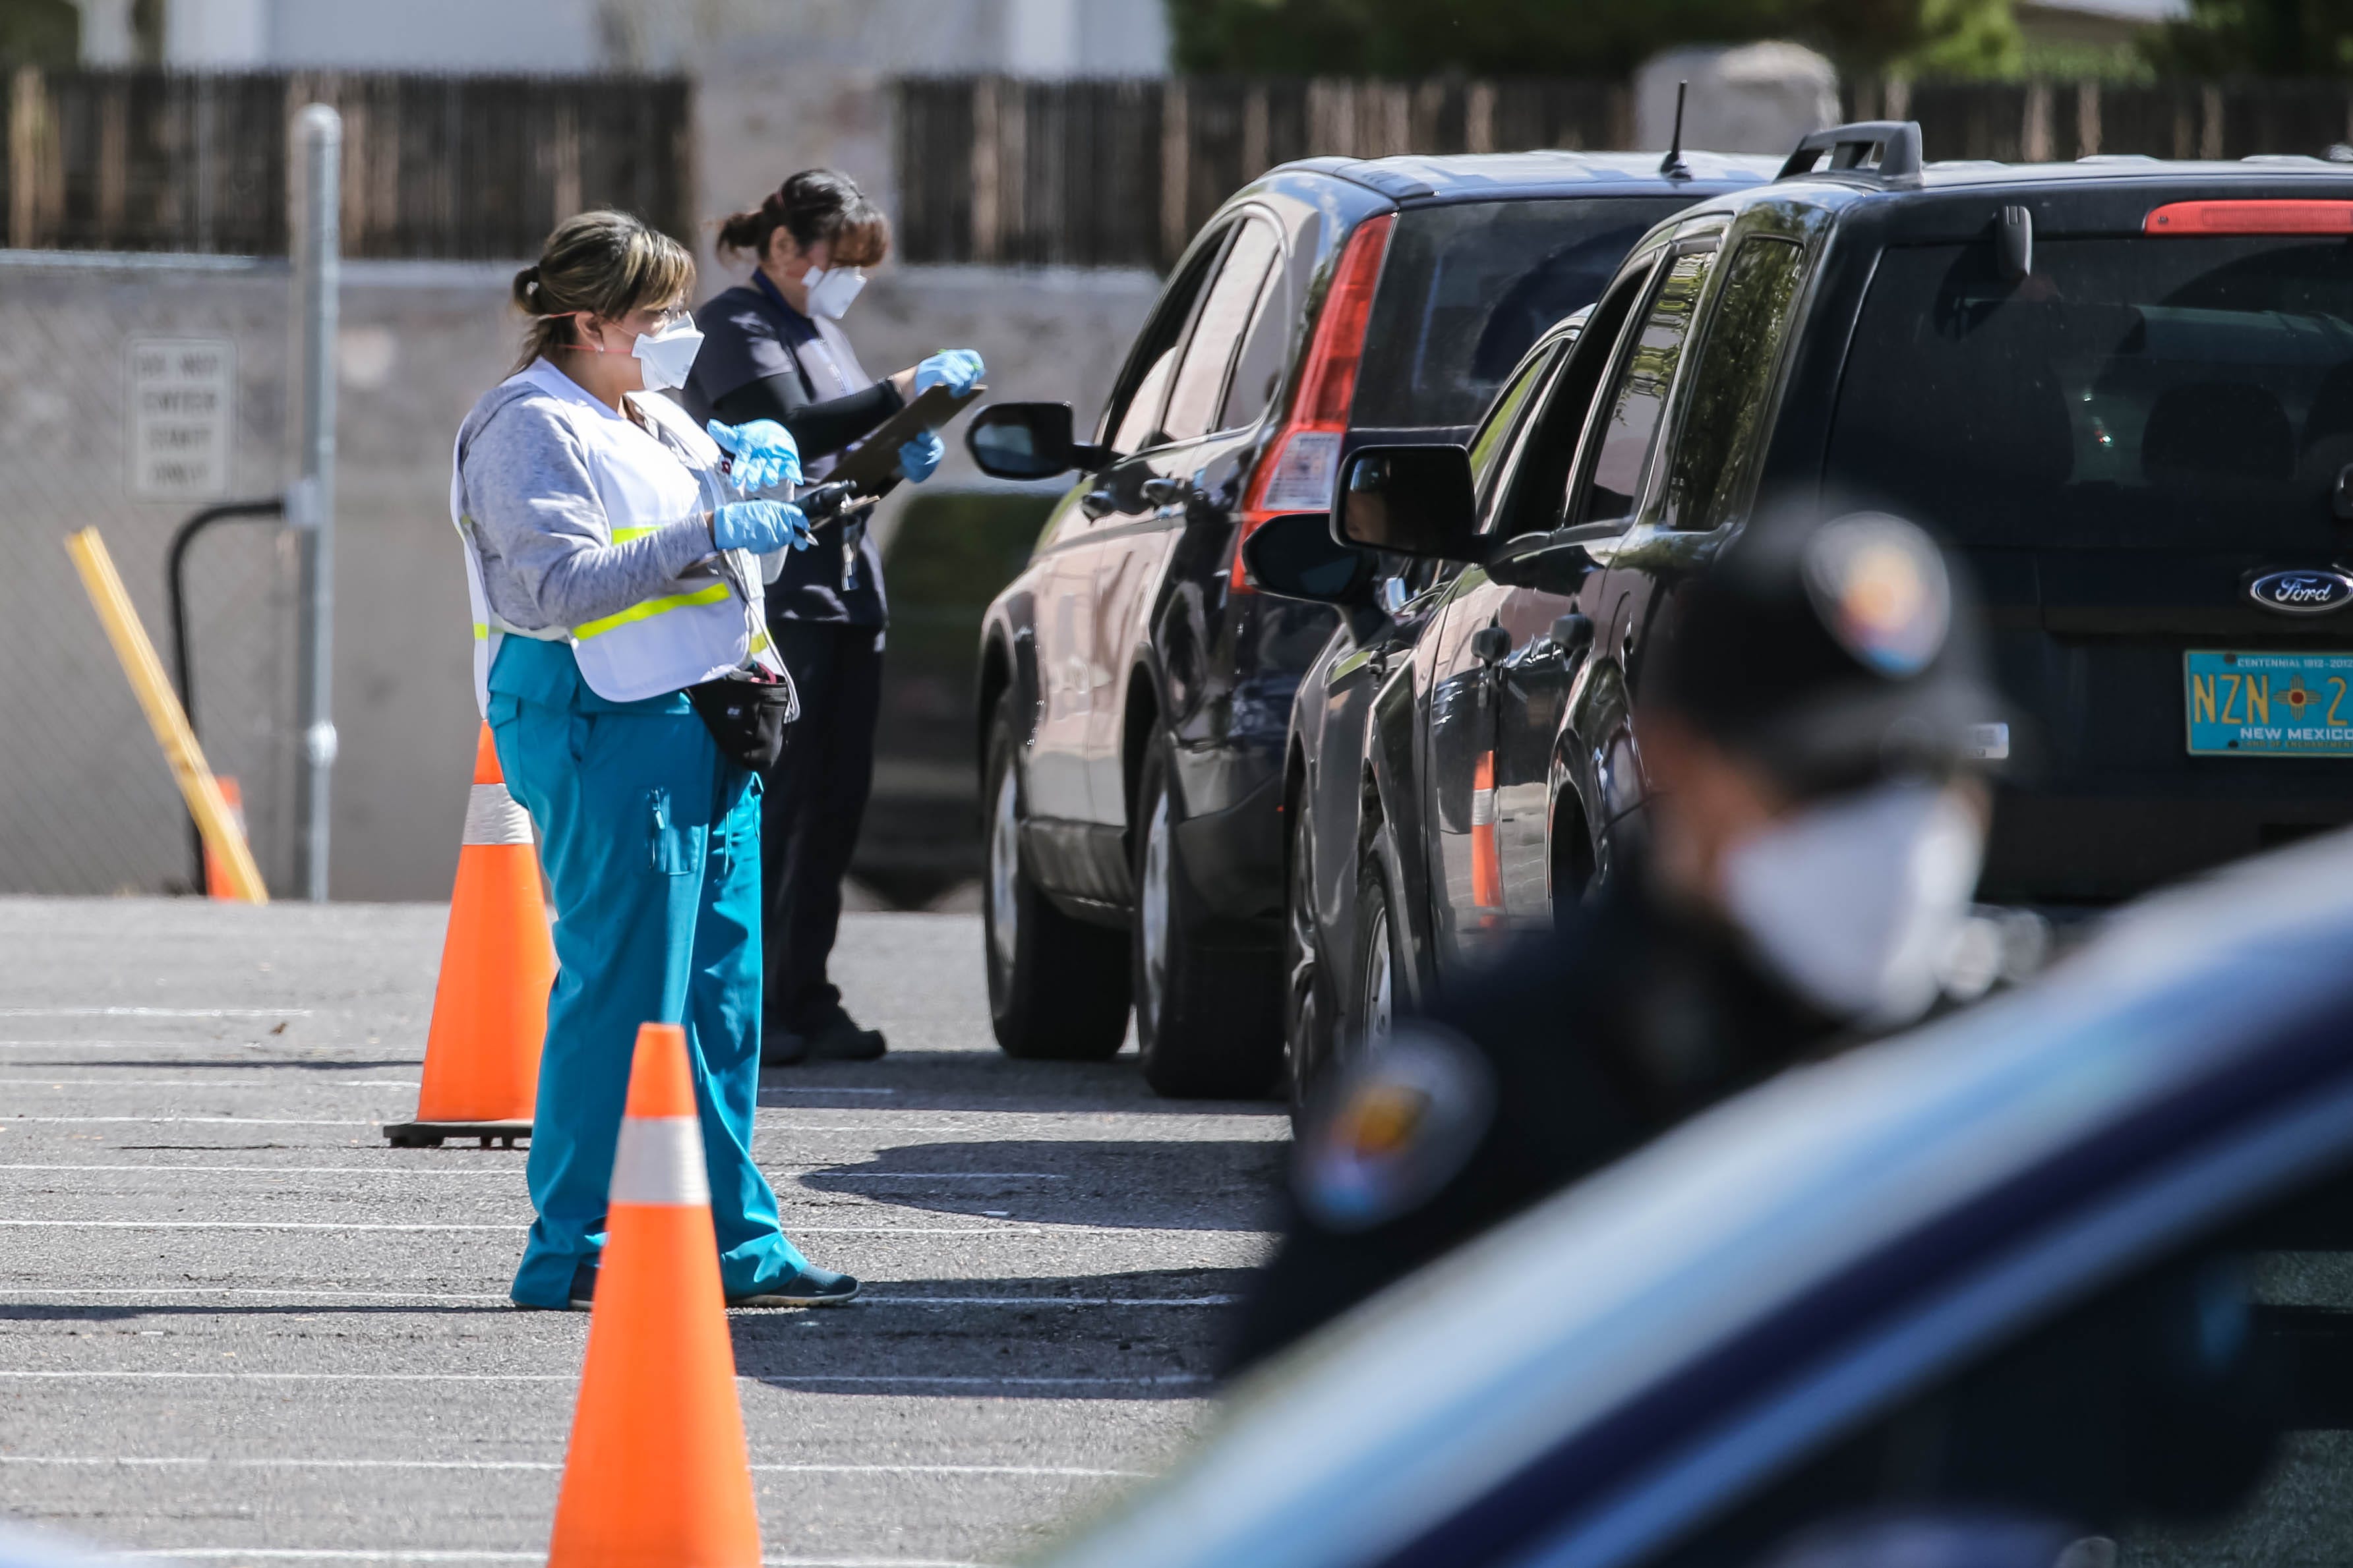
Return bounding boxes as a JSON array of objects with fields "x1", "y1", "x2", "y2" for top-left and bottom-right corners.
[{"x1": 1660, "y1": 80, "x2": 1692, "y2": 180}]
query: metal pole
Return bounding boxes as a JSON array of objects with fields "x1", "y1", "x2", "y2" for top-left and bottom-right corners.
[{"x1": 291, "y1": 103, "x2": 340, "y2": 902}]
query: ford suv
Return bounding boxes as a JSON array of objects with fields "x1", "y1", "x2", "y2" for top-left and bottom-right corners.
[{"x1": 1253, "y1": 123, "x2": 2353, "y2": 1092}]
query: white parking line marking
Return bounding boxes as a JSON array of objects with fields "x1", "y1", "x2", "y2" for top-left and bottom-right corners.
[
  {"x1": 0, "y1": 1006, "x2": 316, "y2": 1018},
  {"x1": 0, "y1": 1078, "x2": 421, "y2": 1089},
  {"x1": 0, "y1": 1371, "x2": 1204, "y2": 1388},
  {"x1": 0, "y1": 1165, "x2": 1065, "y2": 1178},
  {"x1": 135, "y1": 1554, "x2": 990, "y2": 1567},
  {"x1": 0, "y1": 1040, "x2": 407, "y2": 1051},
  {"x1": 0, "y1": 1221, "x2": 1048, "y2": 1234},
  {"x1": 0, "y1": 1289, "x2": 1235, "y2": 1308},
  {"x1": 1, "y1": 1455, "x2": 1145, "y2": 1477},
  {"x1": 2, "y1": 1117, "x2": 380, "y2": 1126},
  {"x1": 4, "y1": 1115, "x2": 1270, "y2": 1132}
]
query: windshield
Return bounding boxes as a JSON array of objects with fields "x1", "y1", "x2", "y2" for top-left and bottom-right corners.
[
  {"x1": 1828, "y1": 236, "x2": 2353, "y2": 551},
  {"x1": 1354, "y1": 197, "x2": 1688, "y2": 429}
]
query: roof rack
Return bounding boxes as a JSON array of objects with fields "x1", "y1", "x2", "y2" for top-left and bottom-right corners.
[{"x1": 1777, "y1": 121, "x2": 1923, "y2": 183}]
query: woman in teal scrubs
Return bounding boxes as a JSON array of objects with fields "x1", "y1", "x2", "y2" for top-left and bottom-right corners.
[{"x1": 450, "y1": 210, "x2": 858, "y2": 1311}]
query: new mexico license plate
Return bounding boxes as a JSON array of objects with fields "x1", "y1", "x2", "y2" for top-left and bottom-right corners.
[{"x1": 2185, "y1": 651, "x2": 2353, "y2": 756}]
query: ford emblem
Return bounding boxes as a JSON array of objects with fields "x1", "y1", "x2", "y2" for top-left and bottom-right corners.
[{"x1": 2248, "y1": 568, "x2": 2353, "y2": 616}]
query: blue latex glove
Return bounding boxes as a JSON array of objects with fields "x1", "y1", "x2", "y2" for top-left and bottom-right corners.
[
  {"x1": 899, "y1": 429, "x2": 945, "y2": 484},
  {"x1": 912, "y1": 349, "x2": 985, "y2": 398},
  {"x1": 712, "y1": 498, "x2": 814, "y2": 553},
  {"x1": 706, "y1": 419, "x2": 802, "y2": 493}
]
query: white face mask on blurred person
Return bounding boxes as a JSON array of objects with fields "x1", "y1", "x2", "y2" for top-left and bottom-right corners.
[
  {"x1": 1719, "y1": 778, "x2": 1986, "y2": 1026},
  {"x1": 802, "y1": 265, "x2": 866, "y2": 320},
  {"x1": 631, "y1": 318, "x2": 704, "y2": 392}
]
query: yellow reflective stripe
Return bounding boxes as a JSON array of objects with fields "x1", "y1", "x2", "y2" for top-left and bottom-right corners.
[
  {"x1": 473, "y1": 623, "x2": 489, "y2": 641},
  {"x1": 749, "y1": 629, "x2": 771, "y2": 657},
  {"x1": 572, "y1": 582, "x2": 732, "y2": 640},
  {"x1": 610, "y1": 525, "x2": 660, "y2": 542}
]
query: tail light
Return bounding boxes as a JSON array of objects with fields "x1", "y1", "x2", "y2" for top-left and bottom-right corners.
[
  {"x1": 1230, "y1": 212, "x2": 1395, "y2": 593},
  {"x1": 2145, "y1": 200, "x2": 2353, "y2": 235}
]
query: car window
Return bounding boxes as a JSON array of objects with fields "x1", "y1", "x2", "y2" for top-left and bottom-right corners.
[
  {"x1": 1653, "y1": 1161, "x2": 2353, "y2": 1568},
  {"x1": 1104, "y1": 225, "x2": 1228, "y2": 455},
  {"x1": 1220, "y1": 241, "x2": 1295, "y2": 432},
  {"x1": 1164, "y1": 218, "x2": 1282, "y2": 444},
  {"x1": 1483, "y1": 256, "x2": 1663, "y2": 540},
  {"x1": 1571, "y1": 247, "x2": 1717, "y2": 529},
  {"x1": 1663, "y1": 237, "x2": 1808, "y2": 533},
  {"x1": 1828, "y1": 235, "x2": 2353, "y2": 552},
  {"x1": 1468, "y1": 341, "x2": 1566, "y2": 506},
  {"x1": 1355, "y1": 196, "x2": 1694, "y2": 428}
]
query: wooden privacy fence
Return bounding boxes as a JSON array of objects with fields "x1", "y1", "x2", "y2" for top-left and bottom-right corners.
[
  {"x1": 901, "y1": 73, "x2": 2353, "y2": 272},
  {"x1": 1, "y1": 69, "x2": 692, "y2": 258},
  {"x1": 895, "y1": 76, "x2": 1631, "y2": 270},
  {"x1": 1847, "y1": 76, "x2": 2353, "y2": 164}
]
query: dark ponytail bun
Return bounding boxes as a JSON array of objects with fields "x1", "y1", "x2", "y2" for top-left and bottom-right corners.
[{"x1": 714, "y1": 169, "x2": 891, "y2": 269}]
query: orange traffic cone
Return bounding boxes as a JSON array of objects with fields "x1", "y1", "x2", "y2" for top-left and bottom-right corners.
[
  {"x1": 549, "y1": 1022, "x2": 761, "y2": 1568},
  {"x1": 202, "y1": 776, "x2": 249, "y2": 901},
  {"x1": 384, "y1": 724, "x2": 554, "y2": 1150}
]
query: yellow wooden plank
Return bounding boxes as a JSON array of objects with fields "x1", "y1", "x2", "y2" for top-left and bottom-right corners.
[{"x1": 65, "y1": 527, "x2": 269, "y2": 904}]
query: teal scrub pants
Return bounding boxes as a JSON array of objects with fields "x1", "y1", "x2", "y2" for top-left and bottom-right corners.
[{"x1": 485, "y1": 637, "x2": 813, "y2": 1309}]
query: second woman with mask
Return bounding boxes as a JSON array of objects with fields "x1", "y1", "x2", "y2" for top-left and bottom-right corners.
[{"x1": 684, "y1": 169, "x2": 984, "y2": 1066}]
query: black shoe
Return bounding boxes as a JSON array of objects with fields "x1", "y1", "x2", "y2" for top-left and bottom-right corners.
[
  {"x1": 796, "y1": 1004, "x2": 887, "y2": 1062},
  {"x1": 729, "y1": 1265, "x2": 860, "y2": 1308},
  {"x1": 761, "y1": 1024, "x2": 810, "y2": 1067},
  {"x1": 513, "y1": 1259, "x2": 599, "y2": 1311}
]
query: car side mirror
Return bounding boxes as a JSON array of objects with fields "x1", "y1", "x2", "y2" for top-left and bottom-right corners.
[
  {"x1": 1239, "y1": 513, "x2": 1376, "y2": 604},
  {"x1": 1334, "y1": 444, "x2": 1484, "y2": 562},
  {"x1": 966, "y1": 402, "x2": 1114, "y2": 481},
  {"x1": 1485, "y1": 528, "x2": 1601, "y2": 593}
]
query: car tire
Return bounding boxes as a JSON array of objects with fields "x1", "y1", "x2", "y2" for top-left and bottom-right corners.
[
  {"x1": 1131, "y1": 728, "x2": 1283, "y2": 1099},
  {"x1": 983, "y1": 691, "x2": 1130, "y2": 1060},
  {"x1": 1340, "y1": 846, "x2": 1406, "y2": 1065},
  {"x1": 1282, "y1": 780, "x2": 1338, "y2": 1115}
]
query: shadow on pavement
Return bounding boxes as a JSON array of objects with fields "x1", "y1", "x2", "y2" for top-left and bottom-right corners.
[
  {"x1": 732, "y1": 1265, "x2": 1250, "y2": 1398},
  {"x1": 794, "y1": 1140, "x2": 1286, "y2": 1233},
  {"x1": 758, "y1": 1048, "x2": 1291, "y2": 1118}
]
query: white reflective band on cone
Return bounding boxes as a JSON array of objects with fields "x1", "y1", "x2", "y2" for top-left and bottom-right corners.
[
  {"x1": 462, "y1": 784, "x2": 534, "y2": 847},
  {"x1": 609, "y1": 1115, "x2": 709, "y2": 1206}
]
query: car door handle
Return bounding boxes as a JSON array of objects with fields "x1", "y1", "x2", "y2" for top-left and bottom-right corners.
[
  {"x1": 1082, "y1": 488, "x2": 1118, "y2": 519},
  {"x1": 1139, "y1": 476, "x2": 1190, "y2": 508},
  {"x1": 1471, "y1": 625, "x2": 1512, "y2": 665}
]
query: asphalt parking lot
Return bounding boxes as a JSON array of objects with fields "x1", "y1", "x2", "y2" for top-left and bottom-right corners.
[{"x1": 0, "y1": 897, "x2": 1285, "y2": 1566}]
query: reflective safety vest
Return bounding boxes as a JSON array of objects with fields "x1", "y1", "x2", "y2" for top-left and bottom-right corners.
[{"x1": 450, "y1": 359, "x2": 785, "y2": 713}]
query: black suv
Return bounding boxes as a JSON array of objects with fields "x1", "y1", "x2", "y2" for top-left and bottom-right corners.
[
  {"x1": 1255, "y1": 123, "x2": 2353, "y2": 1095},
  {"x1": 964, "y1": 150, "x2": 1774, "y2": 1095}
]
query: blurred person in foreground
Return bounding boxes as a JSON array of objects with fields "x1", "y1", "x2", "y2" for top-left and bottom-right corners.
[{"x1": 1231, "y1": 505, "x2": 2008, "y2": 1369}]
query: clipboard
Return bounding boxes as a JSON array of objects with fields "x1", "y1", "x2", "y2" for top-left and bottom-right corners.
[{"x1": 823, "y1": 382, "x2": 986, "y2": 490}]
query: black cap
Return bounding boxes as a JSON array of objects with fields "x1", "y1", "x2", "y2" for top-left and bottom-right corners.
[{"x1": 1649, "y1": 506, "x2": 2007, "y2": 796}]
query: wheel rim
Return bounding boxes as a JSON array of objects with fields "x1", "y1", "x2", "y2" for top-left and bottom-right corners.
[
  {"x1": 1139, "y1": 788, "x2": 1172, "y2": 1026},
  {"x1": 1359, "y1": 904, "x2": 1393, "y2": 1056},
  {"x1": 988, "y1": 760, "x2": 1021, "y2": 976}
]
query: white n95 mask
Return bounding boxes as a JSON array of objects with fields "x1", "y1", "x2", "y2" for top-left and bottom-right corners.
[
  {"x1": 802, "y1": 265, "x2": 867, "y2": 320},
  {"x1": 1719, "y1": 778, "x2": 1986, "y2": 1027},
  {"x1": 632, "y1": 318, "x2": 705, "y2": 392}
]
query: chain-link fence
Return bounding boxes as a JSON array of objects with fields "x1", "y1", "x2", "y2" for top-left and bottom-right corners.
[{"x1": 0, "y1": 252, "x2": 298, "y2": 896}]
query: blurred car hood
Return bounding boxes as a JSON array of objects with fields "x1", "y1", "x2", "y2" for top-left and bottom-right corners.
[{"x1": 1042, "y1": 830, "x2": 2353, "y2": 1568}]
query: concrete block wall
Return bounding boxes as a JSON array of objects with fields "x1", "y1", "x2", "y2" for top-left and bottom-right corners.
[{"x1": 0, "y1": 251, "x2": 1154, "y2": 901}]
